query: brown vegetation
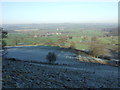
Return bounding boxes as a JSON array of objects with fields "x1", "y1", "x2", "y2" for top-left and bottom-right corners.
[{"x1": 89, "y1": 43, "x2": 110, "y2": 58}]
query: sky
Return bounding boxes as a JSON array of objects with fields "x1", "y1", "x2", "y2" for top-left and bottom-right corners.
[{"x1": 0, "y1": 1, "x2": 118, "y2": 24}]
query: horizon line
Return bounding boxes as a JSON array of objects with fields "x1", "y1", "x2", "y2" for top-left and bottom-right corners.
[{"x1": 1, "y1": 22, "x2": 118, "y2": 25}]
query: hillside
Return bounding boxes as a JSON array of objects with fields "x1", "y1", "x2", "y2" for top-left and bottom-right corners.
[
  {"x1": 2, "y1": 46, "x2": 120, "y2": 88},
  {"x1": 2, "y1": 58, "x2": 119, "y2": 88}
]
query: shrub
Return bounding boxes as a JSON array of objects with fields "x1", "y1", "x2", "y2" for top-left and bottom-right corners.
[
  {"x1": 46, "y1": 52, "x2": 57, "y2": 64},
  {"x1": 69, "y1": 42, "x2": 76, "y2": 49}
]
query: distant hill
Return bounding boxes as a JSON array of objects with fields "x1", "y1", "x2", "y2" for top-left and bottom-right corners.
[{"x1": 2, "y1": 23, "x2": 117, "y2": 31}]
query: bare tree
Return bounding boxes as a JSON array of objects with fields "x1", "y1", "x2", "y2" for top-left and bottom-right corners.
[
  {"x1": 69, "y1": 42, "x2": 76, "y2": 49},
  {"x1": 14, "y1": 37, "x2": 20, "y2": 45},
  {"x1": 58, "y1": 36, "x2": 68, "y2": 47},
  {"x1": 45, "y1": 39, "x2": 55, "y2": 46},
  {"x1": 89, "y1": 43, "x2": 109, "y2": 58},
  {"x1": 91, "y1": 37, "x2": 99, "y2": 42}
]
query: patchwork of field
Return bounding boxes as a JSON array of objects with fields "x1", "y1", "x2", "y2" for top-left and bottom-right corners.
[{"x1": 5, "y1": 29, "x2": 118, "y2": 50}]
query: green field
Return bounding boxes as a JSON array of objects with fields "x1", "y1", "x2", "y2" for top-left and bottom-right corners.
[{"x1": 5, "y1": 29, "x2": 118, "y2": 51}]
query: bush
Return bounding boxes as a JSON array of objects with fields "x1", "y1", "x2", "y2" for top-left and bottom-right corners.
[
  {"x1": 69, "y1": 42, "x2": 76, "y2": 49},
  {"x1": 46, "y1": 52, "x2": 57, "y2": 64}
]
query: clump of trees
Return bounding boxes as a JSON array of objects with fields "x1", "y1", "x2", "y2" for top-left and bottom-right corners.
[
  {"x1": 82, "y1": 36, "x2": 89, "y2": 41},
  {"x1": 58, "y1": 36, "x2": 68, "y2": 47},
  {"x1": 46, "y1": 52, "x2": 57, "y2": 64},
  {"x1": 68, "y1": 36, "x2": 72, "y2": 39},
  {"x1": 44, "y1": 39, "x2": 53, "y2": 45},
  {"x1": 0, "y1": 27, "x2": 8, "y2": 56},
  {"x1": 89, "y1": 43, "x2": 110, "y2": 58},
  {"x1": 91, "y1": 37, "x2": 99, "y2": 42}
]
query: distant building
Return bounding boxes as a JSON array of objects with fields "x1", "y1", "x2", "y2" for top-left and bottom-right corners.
[
  {"x1": 34, "y1": 35, "x2": 38, "y2": 38},
  {"x1": 56, "y1": 33, "x2": 61, "y2": 35},
  {"x1": 56, "y1": 28, "x2": 59, "y2": 31}
]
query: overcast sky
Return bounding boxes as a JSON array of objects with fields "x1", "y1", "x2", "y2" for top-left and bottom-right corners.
[{"x1": 0, "y1": 1, "x2": 118, "y2": 24}]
